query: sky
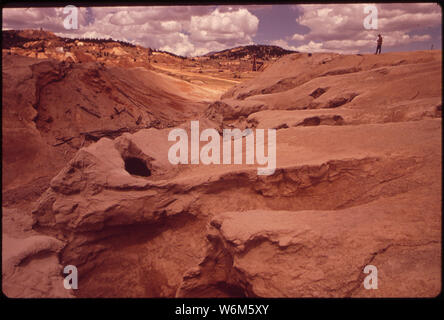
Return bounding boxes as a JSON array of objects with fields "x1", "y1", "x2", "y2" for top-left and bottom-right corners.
[{"x1": 2, "y1": 3, "x2": 442, "y2": 56}]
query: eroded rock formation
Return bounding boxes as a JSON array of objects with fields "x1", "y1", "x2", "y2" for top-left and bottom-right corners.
[{"x1": 2, "y1": 47, "x2": 442, "y2": 298}]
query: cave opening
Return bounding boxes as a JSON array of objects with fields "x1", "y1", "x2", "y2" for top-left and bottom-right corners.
[{"x1": 124, "y1": 157, "x2": 151, "y2": 177}]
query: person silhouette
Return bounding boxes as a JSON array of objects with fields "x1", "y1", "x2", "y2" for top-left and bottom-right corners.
[{"x1": 375, "y1": 34, "x2": 383, "y2": 54}]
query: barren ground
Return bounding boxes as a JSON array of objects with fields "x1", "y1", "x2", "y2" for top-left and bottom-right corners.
[{"x1": 2, "y1": 47, "x2": 442, "y2": 297}]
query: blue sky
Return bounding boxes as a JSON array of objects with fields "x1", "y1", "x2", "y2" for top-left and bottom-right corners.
[
  {"x1": 2, "y1": 4, "x2": 442, "y2": 56},
  {"x1": 251, "y1": 6, "x2": 309, "y2": 44}
]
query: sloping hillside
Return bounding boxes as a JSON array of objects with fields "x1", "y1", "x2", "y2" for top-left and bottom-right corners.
[
  {"x1": 209, "y1": 51, "x2": 441, "y2": 128},
  {"x1": 2, "y1": 54, "x2": 215, "y2": 202}
]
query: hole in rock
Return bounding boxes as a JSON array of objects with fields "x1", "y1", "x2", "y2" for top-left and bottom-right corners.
[
  {"x1": 124, "y1": 157, "x2": 151, "y2": 177},
  {"x1": 310, "y1": 87, "x2": 328, "y2": 99},
  {"x1": 302, "y1": 116, "x2": 321, "y2": 126}
]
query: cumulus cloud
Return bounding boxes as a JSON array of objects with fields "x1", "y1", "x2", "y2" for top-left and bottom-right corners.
[
  {"x1": 291, "y1": 33, "x2": 305, "y2": 41},
  {"x1": 269, "y1": 39, "x2": 298, "y2": 51},
  {"x1": 2, "y1": 7, "x2": 91, "y2": 33},
  {"x1": 292, "y1": 3, "x2": 441, "y2": 53},
  {"x1": 2, "y1": 6, "x2": 259, "y2": 56},
  {"x1": 294, "y1": 41, "x2": 331, "y2": 53},
  {"x1": 157, "y1": 33, "x2": 195, "y2": 57},
  {"x1": 2, "y1": 4, "x2": 441, "y2": 56},
  {"x1": 190, "y1": 8, "x2": 258, "y2": 43},
  {"x1": 185, "y1": 8, "x2": 259, "y2": 54}
]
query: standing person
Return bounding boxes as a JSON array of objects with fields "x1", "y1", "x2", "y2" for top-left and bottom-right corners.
[{"x1": 375, "y1": 34, "x2": 383, "y2": 54}]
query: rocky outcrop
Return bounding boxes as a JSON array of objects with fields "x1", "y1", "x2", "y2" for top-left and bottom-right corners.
[
  {"x1": 2, "y1": 233, "x2": 72, "y2": 298},
  {"x1": 3, "y1": 48, "x2": 442, "y2": 298},
  {"x1": 29, "y1": 115, "x2": 441, "y2": 297},
  {"x1": 2, "y1": 54, "x2": 211, "y2": 204},
  {"x1": 178, "y1": 188, "x2": 441, "y2": 297},
  {"x1": 222, "y1": 51, "x2": 441, "y2": 101},
  {"x1": 213, "y1": 51, "x2": 441, "y2": 128}
]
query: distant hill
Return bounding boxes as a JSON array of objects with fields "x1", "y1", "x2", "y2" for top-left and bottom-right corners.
[
  {"x1": 2, "y1": 29, "x2": 137, "y2": 50},
  {"x1": 202, "y1": 45, "x2": 297, "y2": 60},
  {"x1": 2, "y1": 29, "x2": 57, "y2": 48},
  {"x1": 3, "y1": 30, "x2": 296, "y2": 63}
]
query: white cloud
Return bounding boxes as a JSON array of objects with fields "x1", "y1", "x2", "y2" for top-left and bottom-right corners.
[
  {"x1": 158, "y1": 33, "x2": 195, "y2": 56},
  {"x1": 160, "y1": 21, "x2": 182, "y2": 32},
  {"x1": 2, "y1": 7, "x2": 91, "y2": 33},
  {"x1": 269, "y1": 39, "x2": 298, "y2": 51},
  {"x1": 291, "y1": 33, "x2": 305, "y2": 41},
  {"x1": 2, "y1": 6, "x2": 259, "y2": 56},
  {"x1": 295, "y1": 41, "x2": 331, "y2": 53},
  {"x1": 189, "y1": 8, "x2": 258, "y2": 44},
  {"x1": 294, "y1": 3, "x2": 441, "y2": 53},
  {"x1": 2, "y1": 4, "x2": 440, "y2": 56}
]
